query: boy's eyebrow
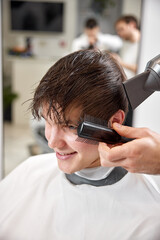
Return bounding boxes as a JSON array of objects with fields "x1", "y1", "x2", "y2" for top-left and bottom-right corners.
[
  {"x1": 41, "y1": 112, "x2": 81, "y2": 125},
  {"x1": 65, "y1": 119, "x2": 80, "y2": 125}
]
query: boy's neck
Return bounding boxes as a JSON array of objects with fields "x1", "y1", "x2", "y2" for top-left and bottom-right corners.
[{"x1": 75, "y1": 166, "x2": 114, "y2": 181}]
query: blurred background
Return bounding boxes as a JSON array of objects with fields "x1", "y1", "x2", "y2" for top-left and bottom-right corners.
[{"x1": 0, "y1": 0, "x2": 160, "y2": 178}]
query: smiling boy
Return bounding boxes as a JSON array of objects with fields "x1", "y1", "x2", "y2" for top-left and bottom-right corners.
[{"x1": 0, "y1": 50, "x2": 160, "y2": 240}]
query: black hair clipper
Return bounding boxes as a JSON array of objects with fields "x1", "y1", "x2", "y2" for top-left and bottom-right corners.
[{"x1": 77, "y1": 117, "x2": 132, "y2": 144}]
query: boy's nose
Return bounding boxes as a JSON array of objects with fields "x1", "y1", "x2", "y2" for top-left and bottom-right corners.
[{"x1": 46, "y1": 126, "x2": 66, "y2": 149}]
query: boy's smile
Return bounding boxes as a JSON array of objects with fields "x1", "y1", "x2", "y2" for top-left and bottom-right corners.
[{"x1": 42, "y1": 106, "x2": 101, "y2": 174}]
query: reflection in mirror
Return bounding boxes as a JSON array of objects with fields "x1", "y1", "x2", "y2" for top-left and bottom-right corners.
[{"x1": 2, "y1": 0, "x2": 141, "y2": 177}]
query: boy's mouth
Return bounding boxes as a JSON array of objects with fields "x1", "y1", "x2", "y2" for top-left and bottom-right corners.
[
  {"x1": 56, "y1": 151, "x2": 77, "y2": 160},
  {"x1": 58, "y1": 152, "x2": 76, "y2": 156}
]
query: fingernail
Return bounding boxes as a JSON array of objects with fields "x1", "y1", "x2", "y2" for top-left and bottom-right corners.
[{"x1": 113, "y1": 123, "x2": 122, "y2": 128}]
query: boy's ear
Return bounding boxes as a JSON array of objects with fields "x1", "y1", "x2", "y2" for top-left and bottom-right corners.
[{"x1": 109, "y1": 110, "x2": 125, "y2": 127}]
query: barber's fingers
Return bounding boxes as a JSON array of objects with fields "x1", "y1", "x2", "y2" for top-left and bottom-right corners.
[
  {"x1": 98, "y1": 142, "x2": 128, "y2": 167},
  {"x1": 98, "y1": 143, "x2": 131, "y2": 169},
  {"x1": 99, "y1": 137, "x2": 154, "y2": 171},
  {"x1": 112, "y1": 123, "x2": 154, "y2": 139},
  {"x1": 98, "y1": 143, "x2": 135, "y2": 172}
]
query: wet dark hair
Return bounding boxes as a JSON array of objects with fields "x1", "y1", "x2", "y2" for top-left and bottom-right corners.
[
  {"x1": 85, "y1": 18, "x2": 99, "y2": 29},
  {"x1": 116, "y1": 15, "x2": 140, "y2": 30},
  {"x1": 31, "y1": 50, "x2": 128, "y2": 124}
]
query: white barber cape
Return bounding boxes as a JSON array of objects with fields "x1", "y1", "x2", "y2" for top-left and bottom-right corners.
[{"x1": 0, "y1": 153, "x2": 160, "y2": 240}]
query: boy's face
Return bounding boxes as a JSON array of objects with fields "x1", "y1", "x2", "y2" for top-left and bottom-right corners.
[{"x1": 42, "y1": 105, "x2": 100, "y2": 174}]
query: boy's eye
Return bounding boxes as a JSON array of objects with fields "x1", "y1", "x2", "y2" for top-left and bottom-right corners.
[
  {"x1": 68, "y1": 125, "x2": 78, "y2": 130},
  {"x1": 62, "y1": 123, "x2": 79, "y2": 133}
]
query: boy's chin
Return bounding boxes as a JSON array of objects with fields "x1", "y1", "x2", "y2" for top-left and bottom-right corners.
[{"x1": 58, "y1": 164, "x2": 77, "y2": 175}]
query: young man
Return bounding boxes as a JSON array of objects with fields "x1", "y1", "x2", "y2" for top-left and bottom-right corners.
[
  {"x1": 115, "y1": 15, "x2": 141, "y2": 78},
  {"x1": 114, "y1": 15, "x2": 141, "y2": 127},
  {"x1": 72, "y1": 18, "x2": 122, "y2": 52},
  {"x1": 0, "y1": 50, "x2": 160, "y2": 240}
]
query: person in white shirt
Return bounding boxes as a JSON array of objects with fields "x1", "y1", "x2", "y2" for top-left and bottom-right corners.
[
  {"x1": 72, "y1": 18, "x2": 122, "y2": 52},
  {"x1": 113, "y1": 15, "x2": 141, "y2": 127},
  {"x1": 114, "y1": 15, "x2": 140, "y2": 79},
  {"x1": 0, "y1": 50, "x2": 160, "y2": 240}
]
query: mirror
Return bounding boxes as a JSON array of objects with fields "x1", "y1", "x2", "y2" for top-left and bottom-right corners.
[{"x1": 2, "y1": 0, "x2": 141, "y2": 176}]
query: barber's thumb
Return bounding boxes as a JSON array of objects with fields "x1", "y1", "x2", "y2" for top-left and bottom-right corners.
[{"x1": 112, "y1": 123, "x2": 137, "y2": 138}]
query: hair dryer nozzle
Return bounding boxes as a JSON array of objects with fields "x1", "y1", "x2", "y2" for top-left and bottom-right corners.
[
  {"x1": 144, "y1": 54, "x2": 160, "y2": 91},
  {"x1": 123, "y1": 54, "x2": 160, "y2": 110}
]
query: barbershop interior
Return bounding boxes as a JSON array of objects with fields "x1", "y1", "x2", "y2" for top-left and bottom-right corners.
[{"x1": 0, "y1": 0, "x2": 160, "y2": 179}]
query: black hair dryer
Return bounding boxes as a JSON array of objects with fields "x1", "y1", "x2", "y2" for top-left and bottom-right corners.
[{"x1": 123, "y1": 54, "x2": 160, "y2": 110}]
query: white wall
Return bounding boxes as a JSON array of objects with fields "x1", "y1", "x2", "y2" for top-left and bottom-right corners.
[
  {"x1": 0, "y1": 0, "x2": 3, "y2": 179},
  {"x1": 122, "y1": 0, "x2": 142, "y2": 20},
  {"x1": 133, "y1": 0, "x2": 160, "y2": 133}
]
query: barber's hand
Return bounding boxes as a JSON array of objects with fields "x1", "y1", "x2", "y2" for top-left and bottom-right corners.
[
  {"x1": 111, "y1": 53, "x2": 137, "y2": 73},
  {"x1": 110, "y1": 52, "x2": 123, "y2": 65},
  {"x1": 98, "y1": 123, "x2": 160, "y2": 174},
  {"x1": 88, "y1": 36, "x2": 97, "y2": 47}
]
